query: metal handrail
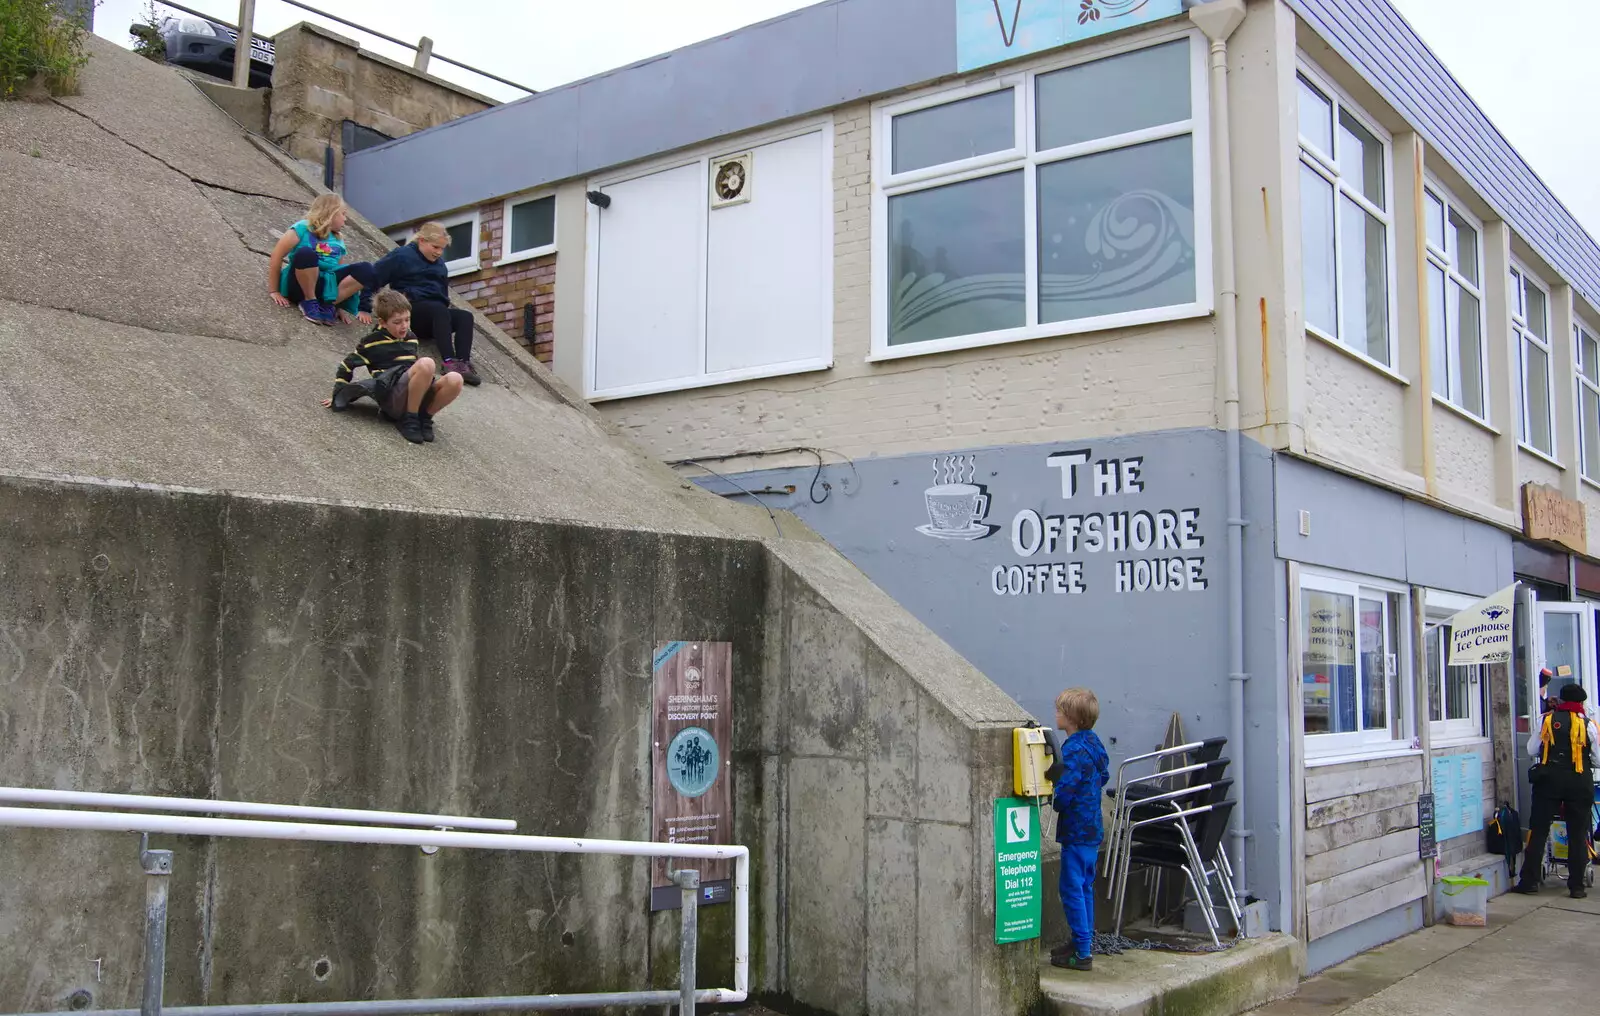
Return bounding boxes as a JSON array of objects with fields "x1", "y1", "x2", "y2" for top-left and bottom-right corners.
[
  {"x1": 0, "y1": 787, "x2": 516, "y2": 831},
  {"x1": 148, "y1": 0, "x2": 535, "y2": 94},
  {"x1": 0, "y1": 807, "x2": 747, "y2": 1015}
]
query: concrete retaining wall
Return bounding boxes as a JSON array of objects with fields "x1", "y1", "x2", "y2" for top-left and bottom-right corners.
[{"x1": 0, "y1": 474, "x2": 1037, "y2": 1016}]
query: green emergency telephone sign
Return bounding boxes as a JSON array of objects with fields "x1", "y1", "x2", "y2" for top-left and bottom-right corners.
[{"x1": 993, "y1": 797, "x2": 1042, "y2": 944}]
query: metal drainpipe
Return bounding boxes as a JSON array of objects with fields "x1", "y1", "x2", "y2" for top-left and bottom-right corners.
[{"x1": 1190, "y1": 0, "x2": 1249, "y2": 895}]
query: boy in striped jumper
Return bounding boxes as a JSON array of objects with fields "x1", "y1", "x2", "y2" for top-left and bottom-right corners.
[{"x1": 322, "y1": 288, "x2": 464, "y2": 444}]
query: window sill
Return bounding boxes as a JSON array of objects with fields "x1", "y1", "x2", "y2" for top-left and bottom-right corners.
[
  {"x1": 1306, "y1": 328, "x2": 1410, "y2": 386},
  {"x1": 1431, "y1": 395, "x2": 1498, "y2": 435},
  {"x1": 869, "y1": 302, "x2": 1211, "y2": 362},
  {"x1": 1305, "y1": 744, "x2": 1423, "y2": 769},
  {"x1": 447, "y1": 262, "x2": 482, "y2": 278},
  {"x1": 494, "y1": 246, "x2": 557, "y2": 269},
  {"x1": 1428, "y1": 733, "x2": 1489, "y2": 750},
  {"x1": 1517, "y1": 442, "x2": 1565, "y2": 471},
  {"x1": 588, "y1": 356, "x2": 833, "y2": 402}
]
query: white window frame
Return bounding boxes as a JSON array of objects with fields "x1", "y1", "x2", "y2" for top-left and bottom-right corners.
[
  {"x1": 1579, "y1": 321, "x2": 1600, "y2": 484},
  {"x1": 581, "y1": 118, "x2": 836, "y2": 401},
  {"x1": 1299, "y1": 567, "x2": 1416, "y2": 760},
  {"x1": 1423, "y1": 590, "x2": 1488, "y2": 745},
  {"x1": 868, "y1": 29, "x2": 1213, "y2": 362},
  {"x1": 1512, "y1": 264, "x2": 1557, "y2": 459},
  {"x1": 498, "y1": 191, "x2": 558, "y2": 266},
  {"x1": 1423, "y1": 182, "x2": 1488, "y2": 422},
  {"x1": 437, "y1": 209, "x2": 483, "y2": 277},
  {"x1": 1296, "y1": 60, "x2": 1399, "y2": 372}
]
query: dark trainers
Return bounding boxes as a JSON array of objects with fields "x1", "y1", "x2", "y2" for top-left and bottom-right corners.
[
  {"x1": 1572, "y1": 889, "x2": 1589, "y2": 900},
  {"x1": 1048, "y1": 941, "x2": 1074, "y2": 959},
  {"x1": 1511, "y1": 883, "x2": 1540, "y2": 895},
  {"x1": 417, "y1": 411, "x2": 435, "y2": 443},
  {"x1": 299, "y1": 300, "x2": 323, "y2": 324},
  {"x1": 456, "y1": 358, "x2": 483, "y2": 386},
  {"x1": 1049, "y1": 954, "x2": 1092, "y2": 972},
  {"x1": 396, "y1": 412, "x2": 425, "y2": 444}
]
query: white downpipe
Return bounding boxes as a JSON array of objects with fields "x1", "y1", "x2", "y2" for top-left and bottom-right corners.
[
  {"x1": 0, "y1": 787, "x2": 517, "y2": 832},
  {"x1": 1190, "y1": 0, "x2": 1249, "y2": 896},
  {"x1": 0, "y1": 806, "x2": 750, "y2": 1000}
]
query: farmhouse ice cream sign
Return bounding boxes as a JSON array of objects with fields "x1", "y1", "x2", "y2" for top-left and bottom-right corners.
[
  {"x1": 917, "y1": 449, "x2": 1208, "y2": 597},
  {"x1": 1446, "y1": 584, "x2": 1516, "y2": 666}
]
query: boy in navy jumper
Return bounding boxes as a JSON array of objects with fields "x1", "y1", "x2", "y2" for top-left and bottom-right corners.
[{"x1": 1049, "y1": 687, "x2": 1110, "y2": 971}]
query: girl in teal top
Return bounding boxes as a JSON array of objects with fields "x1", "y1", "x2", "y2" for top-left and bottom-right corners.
[{"x1": 267, "y1": 194, "x2": 375, "y2": 326}]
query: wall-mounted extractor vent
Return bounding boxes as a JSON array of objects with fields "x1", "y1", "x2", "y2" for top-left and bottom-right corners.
[{"x1": 710, "y1": 152, "x2": 753, "y2": 209}]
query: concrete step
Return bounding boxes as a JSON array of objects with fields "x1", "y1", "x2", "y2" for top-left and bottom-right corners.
[{"x1": 1038, "y1": 933, "x2": 1303, "y2": 1016}]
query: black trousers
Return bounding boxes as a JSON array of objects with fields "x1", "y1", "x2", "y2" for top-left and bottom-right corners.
[
  {"x1": 285, "y1": 249, "x2": 374, "y2": 306},
  {"x1": 410, "y1": 300, "x2": 474, "y2": 362},
  {"x1": 1519, "y1": 773, "x2": 1593, "y2": 892}
]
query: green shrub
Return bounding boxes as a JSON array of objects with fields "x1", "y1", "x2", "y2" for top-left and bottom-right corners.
[
  {"x1": 130, "y1": 1, "x2": 164, "y2": 62},
  {"x1": 0, "y1": 0, "x2": 91, "y2": 99}
]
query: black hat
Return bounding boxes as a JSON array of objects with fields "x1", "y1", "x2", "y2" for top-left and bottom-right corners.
[{"x1": 1560, "y1": 683, "x2": 1588, "y2": 703}]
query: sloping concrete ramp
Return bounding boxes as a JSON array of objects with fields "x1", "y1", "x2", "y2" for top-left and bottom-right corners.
[{"x1": 0, "y1": 36, "x2": 1041, "y2": 1016}]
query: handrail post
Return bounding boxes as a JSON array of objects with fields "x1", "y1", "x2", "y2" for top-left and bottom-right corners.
[
  {"x1": 138, "y1": 836, "x2": 173, "y2": 1016},
  {"x1": 413, "y1": 36, "x2": 434, "y2": 74},
  {"x1": 232, "y1": 0, "x2": 257, "y2": 88},
  {"x1": 672, "y1": 869, "x2": 701, "y2": 1015}
]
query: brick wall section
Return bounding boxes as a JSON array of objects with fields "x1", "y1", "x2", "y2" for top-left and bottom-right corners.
[
  {"x1": 599, "y1": 104, "x2": 1219, "y2": 464},
  {"x1": 393, "y1": 201, "x2": 557, "y2": 363}
]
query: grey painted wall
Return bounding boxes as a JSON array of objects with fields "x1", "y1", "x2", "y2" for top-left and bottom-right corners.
[
  {"x1": 343, "y1": 0, "x2": 955, "y2": 227},
  {"x1": 713, "y1": 428, "x2": 1291, "y2": 925},
  {"x1": 1273, "y1": 455, "x2": 1514, "y2": 593}
]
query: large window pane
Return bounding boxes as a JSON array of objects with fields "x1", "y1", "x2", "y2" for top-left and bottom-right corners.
[
  {"x1": 1457, "y1": 286, "x2": 1484, "y2": 416},
  {"x1": 1526, "y1": 284, "x2": 1548, "y2": 340},
  {"x1": 1359, "y1": 597, "x2": 1389, "y2": 732},
  {"x1": 1303, "y1": 590, "x2": 1357, "y2": 735},
  {"x1": 1337, "y1": 110, "x2": 1385, "y2": 206},
  {"x1": 888, "y1": 171, "x2": 1025, "y2": 345},
  {"x1": 1298, "y1": 76, "x2": 1334, "y2": 154},
  {"x1": 445, "y1": 221, "x2": 475, "y2": 263},
  {"x1": 1037, "y1": 135, "x2": 1195, "y2": 324},
  {"x1": 892, "y1": 89, "x2": 1015, "y2": 174},
  {"x1": 1428, "y1": 263, "x2": 1448, "y2": 398},
  {"x1": 1301, "y1": 165, "x2": 1337, "y2": 336},
  {"x1": 1424, "y1": 192, "x2": 1445, "y2": 251},
  {"x1": 509, "y1": 196, "x2": 555, "y2": 254},
  {"x1": 1340, "y1": 196, "x2": 1390, "y2": 362},
  {"x1": 1584, "y1": 385, "x2": 1600, "y2": 478},
  {"x1": 1036, "y1": 40, "x2": 1190, "y2": 151},
  {"x1": 1525, "y1": 341, "x2": 1553, "y2": 453},
  {"x1": 1582, "y1": 331, "x2": 1599, "y2": 385},
  {"x1": 1450, "y1": 210, "x2": 1479, "y2": 286},
  {"x1": 1445, "y1": 662, "x2": 1475, "y2": 723}
]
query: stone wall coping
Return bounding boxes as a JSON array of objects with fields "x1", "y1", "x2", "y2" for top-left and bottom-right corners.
[{"x1": 281, "y1": 22, "x2": 501, "y2": 108}]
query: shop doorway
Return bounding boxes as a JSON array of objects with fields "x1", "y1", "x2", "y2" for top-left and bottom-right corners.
[{"x1": 1516, "y1": 598, "x2": 1600, "y2": 814}]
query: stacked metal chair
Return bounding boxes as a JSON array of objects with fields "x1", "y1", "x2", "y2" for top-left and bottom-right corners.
[{"x1": 1100, "y1": 737, "x2": 1241, "y2": 946}]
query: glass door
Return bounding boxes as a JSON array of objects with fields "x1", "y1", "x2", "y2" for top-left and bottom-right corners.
[{"x1": 1521, "y1": 600, "x2": 1599, "y2": 813}]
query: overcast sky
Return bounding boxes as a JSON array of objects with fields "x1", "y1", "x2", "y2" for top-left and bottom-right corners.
[{"x1": 93, "y1": 0, "x2": 1600, "y2": 237}]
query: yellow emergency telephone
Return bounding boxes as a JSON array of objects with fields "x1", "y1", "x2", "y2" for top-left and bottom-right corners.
[{"x1": 1013, "y1": 723, "x2": 1061, "y2": 798}]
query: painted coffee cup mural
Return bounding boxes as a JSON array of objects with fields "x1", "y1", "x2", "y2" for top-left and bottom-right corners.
[{"x1": 919, "y1": 455, "x2": 1000, "y2": 540}]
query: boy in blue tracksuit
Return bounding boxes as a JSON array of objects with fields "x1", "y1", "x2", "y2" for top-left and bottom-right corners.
[{"x1": 1050, "y1": 687, "x2": 1110, "y2": 971}]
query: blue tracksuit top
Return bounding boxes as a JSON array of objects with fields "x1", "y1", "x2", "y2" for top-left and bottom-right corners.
[
  {"x1": 370, "y1": 242, "x2": 452, "y2": 307},
  {"x1": 1053, "y1": 730, "x2": 1110, "y2": 847}
]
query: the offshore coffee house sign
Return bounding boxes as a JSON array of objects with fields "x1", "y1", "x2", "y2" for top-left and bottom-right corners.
[
  {"x1": 917, "y1": 450, "x2": 1208, "y2": 597},
  {"x1": 957, "y1": 0, "x2": 1186, "y2": 73}
]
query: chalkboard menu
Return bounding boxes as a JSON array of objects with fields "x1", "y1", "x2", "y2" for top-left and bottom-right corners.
[{"x1": 1418, "y1": 793, "x2": 1437, "y2": 859}]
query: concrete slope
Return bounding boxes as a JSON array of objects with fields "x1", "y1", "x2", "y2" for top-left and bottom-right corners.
[{"x1": 0, "y1": 36, "x2": 766, "y2": 537}]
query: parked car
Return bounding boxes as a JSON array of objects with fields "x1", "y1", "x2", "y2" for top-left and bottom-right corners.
[{"x1": 158, "y1": 14, "x2": 274, "y2": 88}]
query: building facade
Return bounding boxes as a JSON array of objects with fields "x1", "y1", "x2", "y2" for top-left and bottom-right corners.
[{"x1": 344, "y1": 0, "x2": 1600, "y2": 972}]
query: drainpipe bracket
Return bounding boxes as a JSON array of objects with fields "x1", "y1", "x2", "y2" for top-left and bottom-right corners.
[{"x1": 1228, "y1": 671, "x2": 1250, "y2": 683}]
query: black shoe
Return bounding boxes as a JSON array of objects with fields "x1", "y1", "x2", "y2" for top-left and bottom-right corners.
[
  {"x1": 1048, "y1": 941, "x2": 1072, "y2": 959},
  {"x1": 1571, "y1": 889, "x2": 1588, "y2": 899},
  {"x1": 1050, "y1": 954, "x2": 1092, "y2": 972},
  {"x1": 396, "y1": 412, "x2": 424, "y2": 444},
  {"x1": 1511, "y1": 883, "x2": 1540, "y2": 895},
  {"x1": 457, "y1": 358, "x2": 482, "y2": 386},
  {"x1": 417, "y1": 411, "x2": 435, "y2": 443}
]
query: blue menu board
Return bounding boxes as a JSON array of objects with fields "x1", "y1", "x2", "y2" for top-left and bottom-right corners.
[{"x1": 1430, "y1": 753, "x2": 1484, "y2": 842}]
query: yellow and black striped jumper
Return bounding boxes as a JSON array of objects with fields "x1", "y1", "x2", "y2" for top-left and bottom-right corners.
[{"x1": 330, "y1": 326, "x2": 420, "y2": 422}]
